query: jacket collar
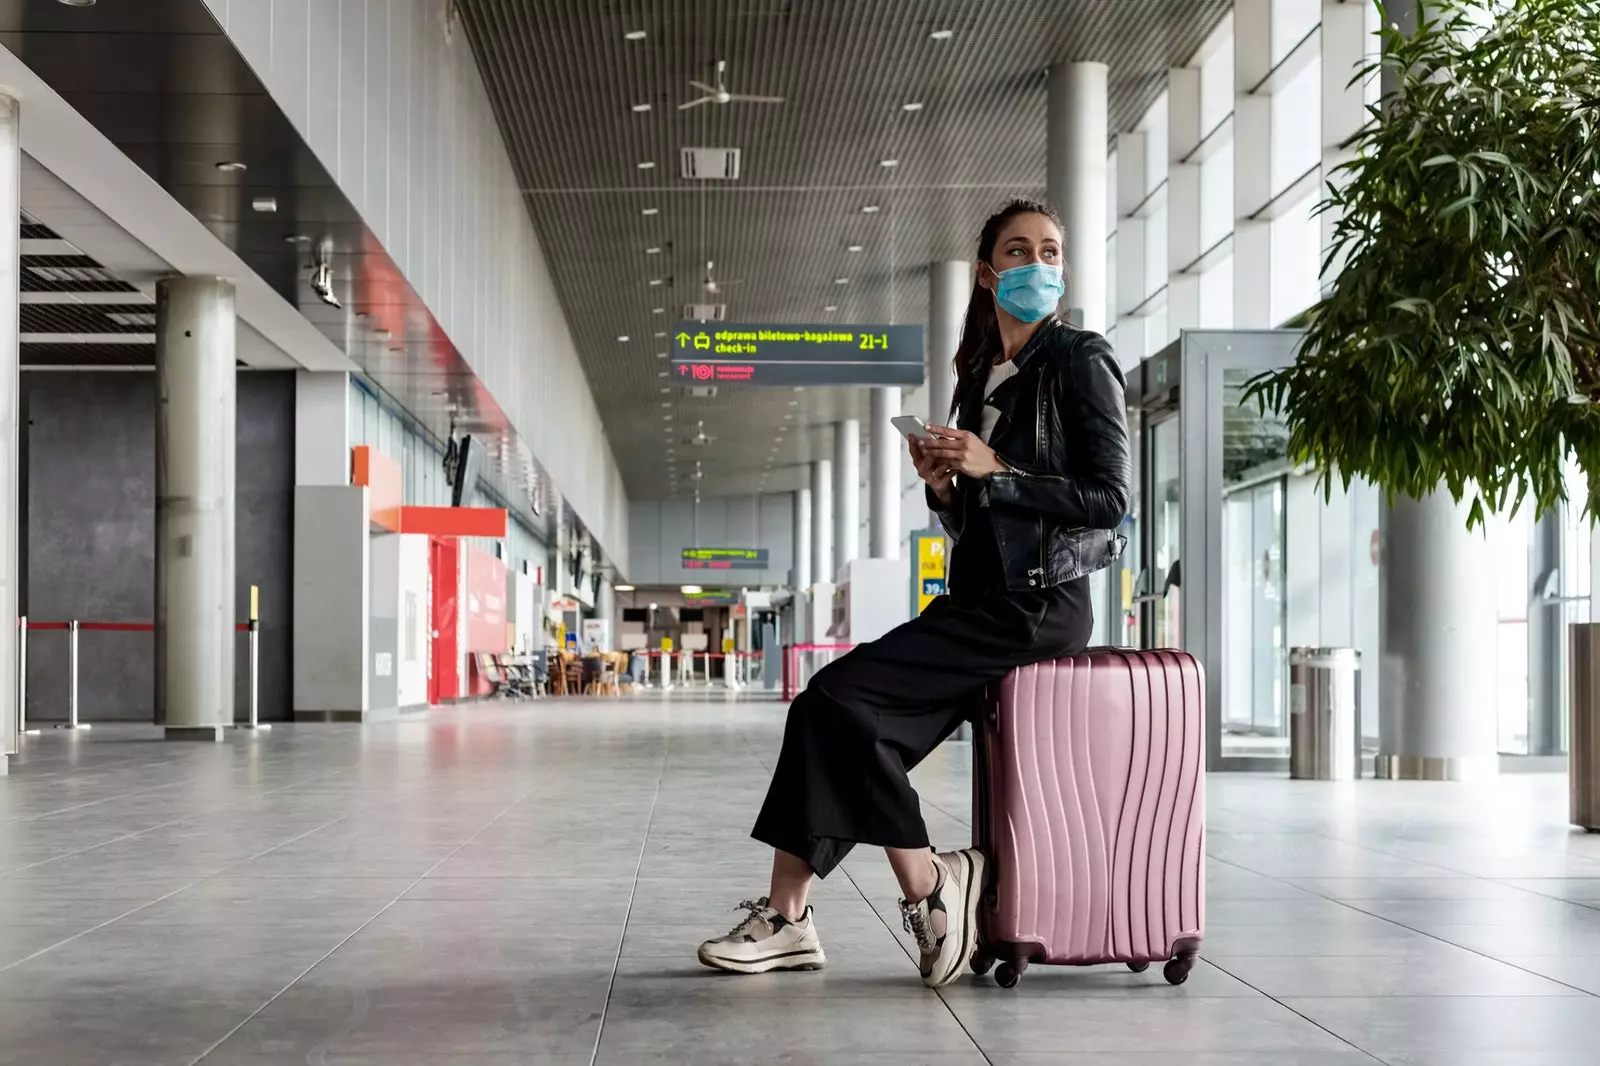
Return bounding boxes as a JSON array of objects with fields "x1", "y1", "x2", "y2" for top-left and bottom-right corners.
[{"x1": 958, "y1": 314, "x2": 1064, "y2": 441}]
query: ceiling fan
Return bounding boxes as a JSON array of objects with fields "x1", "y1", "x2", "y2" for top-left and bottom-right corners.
[
  {"x1": 702, "y1": 261, "x2": 743, "y2": 295},
  {"x1": 679, "y1": 59, "x2": 785, "y2": 110}
]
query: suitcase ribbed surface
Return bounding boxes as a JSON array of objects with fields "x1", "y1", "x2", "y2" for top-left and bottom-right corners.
[{"x1": 985, "y1": 649, "x2": 1205, "y2": 964}]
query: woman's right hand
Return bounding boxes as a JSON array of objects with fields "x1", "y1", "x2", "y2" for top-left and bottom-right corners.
[{"x1": 910, "y1": 437, "x2": 955, "y2": 508}]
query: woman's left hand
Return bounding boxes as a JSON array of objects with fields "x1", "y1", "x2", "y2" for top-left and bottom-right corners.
[{"x1": 922, "y1": 426, "x2": 1008, "y2": 480}]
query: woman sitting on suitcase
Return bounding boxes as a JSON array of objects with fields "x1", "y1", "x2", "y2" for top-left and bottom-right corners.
[{"x1": 698, "y1": 199, "x2": 1131, "y2": 987}]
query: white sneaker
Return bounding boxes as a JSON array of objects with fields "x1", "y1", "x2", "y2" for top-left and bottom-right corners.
[
  {"x1": 697, "y1": 897, "x2": 827, "y2": 974},
  {"x1": 900, "y1": 849, "x2": 986, "y2": 988}
]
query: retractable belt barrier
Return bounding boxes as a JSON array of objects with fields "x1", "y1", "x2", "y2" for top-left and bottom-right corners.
[
  {"x1": 15, "y1": 615, "x2": 266, "y2": 735},
  {"x1": 623, "y1": 649, "x2": 763, "y2": 689},
  {"x1": 781, "y1": 643, "x2": 856, "y2": 701}
]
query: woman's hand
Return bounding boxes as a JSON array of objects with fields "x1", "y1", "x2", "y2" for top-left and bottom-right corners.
[
  {"x1": 922, "y1": 427, "x2": 1008, "y2": 480},
  {"x1": 909, "y1": 437, "x2": 955, "y2": 508}
]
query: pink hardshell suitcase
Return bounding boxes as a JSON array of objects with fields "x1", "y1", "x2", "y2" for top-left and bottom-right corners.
[{"x1": 972, "y1": 648, "x2": 1205, "y2": 988}]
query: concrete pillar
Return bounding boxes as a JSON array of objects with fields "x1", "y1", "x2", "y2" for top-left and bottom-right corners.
[
  {"x1": 793, "y1": 488, "x2": 812, "y2": 589},
  {"x1": 1047, "y1": 62, "x2": 1109, "y2": 333},
  {"x1": 927, "y1": 261, "x2": 968, "y2": 525},
  {"x1": 927, "y1": 262, "x2": 967, "y2": 430},
  {"x1": 1377, "y1": 492, "x2": 1499, "y2": 780},
  {"x1": 869, "y1": 388, "x2": 901, "y2": 559},
  {"x1": 811, "y1": 459, "x2": 834, "y2": 585},
  {"x1": 0, "y1": 95, "x2": 17, "y2": 773},
  {"x1": 294, "y1": 371, "x2": 351, "y2": 486},
  {"x1": 155, "y1": 276, "x2": 237, "y2": 741},
  {"x1": 834, "y1": 419, "x2": 860, "y2": 570}
]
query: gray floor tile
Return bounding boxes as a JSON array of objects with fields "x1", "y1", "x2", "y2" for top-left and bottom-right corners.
[
  {"x1": 1282, "y1": 996, "x2": 1600, "y2": 1055},
  {"x1": 1209, "y1": 949, "x2": 1588, "y2": 997},
  {"x1": 2, "y1": 703, "x2": 1594, "y2": 1064},
  {"x1": 947, "y1": 997, "x2": 1357, "y2": 1054}
]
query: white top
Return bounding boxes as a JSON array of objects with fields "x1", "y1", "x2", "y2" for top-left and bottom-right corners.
[{"x1": 979, "y1": 360, "x2": 1020, "y2": 444}]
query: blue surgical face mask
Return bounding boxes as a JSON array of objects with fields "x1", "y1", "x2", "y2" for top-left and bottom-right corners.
[{"x1": 991, "y1": 262, "x2": 1066, "y2": 323}]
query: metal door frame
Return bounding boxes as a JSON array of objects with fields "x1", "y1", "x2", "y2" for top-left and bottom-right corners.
[{"x1": 1158, "y1": 330, "x2": 1304, "y2": 772}]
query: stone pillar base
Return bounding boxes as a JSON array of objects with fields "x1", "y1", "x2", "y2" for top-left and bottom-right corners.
[{"x1": 1374, "y1": 753, "x2": 1498, "y2": 782}]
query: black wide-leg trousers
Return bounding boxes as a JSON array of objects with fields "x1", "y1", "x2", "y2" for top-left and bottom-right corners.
[{"x1": 752, "y1": 585, "x2": 1092, "y2": 878}]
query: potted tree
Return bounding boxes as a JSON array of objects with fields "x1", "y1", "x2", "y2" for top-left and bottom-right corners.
[{"x1": 1247, "y1": 0, "x2": 1600, "y2": 525}]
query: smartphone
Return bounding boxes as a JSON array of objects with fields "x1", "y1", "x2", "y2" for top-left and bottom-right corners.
[{"x1": 891, "y1": 414, "x2": 939, "y2": 441}]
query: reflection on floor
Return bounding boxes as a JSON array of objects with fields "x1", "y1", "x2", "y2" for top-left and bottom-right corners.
[{"x1": 2, "y1": 696, "x2": 1600, "y2": 1065}]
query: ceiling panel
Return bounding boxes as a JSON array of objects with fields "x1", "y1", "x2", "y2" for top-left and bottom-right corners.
[{"x1": 458, "y1": 0, "x2": 1228, "y2": 500}]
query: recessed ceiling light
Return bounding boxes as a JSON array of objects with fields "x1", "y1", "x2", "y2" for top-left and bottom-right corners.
[
  {"x1": 657, "y1": 352, "x2": 667, "y2": 358},
  {"x1": 638, "y1": 161, "x2": 656, "y2": 170},
  {"x1": 215, "y1": 161, "x2": 247, "y2": 172},
  {"x1": 661, "y1": 387, "x2": 671, "y2": 394},
  {"x1": 285, "y1": 234, "x2": 311, "y2": 244},
  {"x1": 251, "y1": 196, "x2": 278, "y2": 213},
  {"x1": 661, "y1": 401, "x2": 672, "y2": 408},
  {"x1": 652, "y1": 308, "x2": 665, "y2": 315},
  {"x1": 930, "y1": 29, "x2": 954, "y2": 40},
  {"x1": 788, "y1": 400, "x2": 799, "y2": 407},
  {"x1": 654, "y1": 331, "x2": 666, "y2": 338},
  {"x1": 642, "y1": 207, "x2": 660, "y2": 216},
  {"x1": 646, "y1": 246, "x2": 662, "y2": 254},
  {"x1": 847, "y1": 244, "x2": 864, "y2": 253},
  {"x1": 824, "y1": 304, "x2": 838, "y2": 312},
  {"x1": 617, "y1": 335, "x2": 631, "y2": 342},
  {"x1": 834, "y1": 278, "x2": 850, "y2": 285},
  {"x1": 664, "y1": 414, "x2": 673, "y2": 420},
  {"x1": 649, "y1": 279, "x2": 664, "y2": 286},
  {"x1": 631, "y1": 103, "x2": 652, "y2": 113},
  {"x1": 658, "y1": 370, "x2": 668, "y2": 377},
  {"x1": 56, "y1": 0, "x2": 98, "y2": 6},
  {"x1": 880, "y1": 159, "x2": 899, "y2": 168},
  {"x1": 902, "y1": 102, "x2": 925, "y2": 112},
  {"x1": 624, "y1": 29, "x2": 647, "y2": 40},
  {"x1": 862, "y1": 204, "x2": 880, "y2": 214}
]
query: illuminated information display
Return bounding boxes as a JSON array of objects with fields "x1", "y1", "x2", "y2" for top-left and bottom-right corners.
[
  {"x1": 672, "y1": 323, "x2": 924, "y2": 386},
  {"x1": 682, "y1": 547, "x2": 770, "y2": 570}
]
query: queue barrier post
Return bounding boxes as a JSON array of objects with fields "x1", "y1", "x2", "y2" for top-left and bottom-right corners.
[
  {"x1": 239, "y1": 618, "x2": 269, "y2": 731},
  {"x1": 55, "y1": 620, "x2": 89, "y2": 731},
  {"x1": 17, "y1": 616, "x2": 34, "y2": 737}
]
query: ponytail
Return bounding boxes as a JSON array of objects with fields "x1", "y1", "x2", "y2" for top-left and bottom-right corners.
[{"x1": 949, "y1": 198, "x2": 1065, "y2": 416}]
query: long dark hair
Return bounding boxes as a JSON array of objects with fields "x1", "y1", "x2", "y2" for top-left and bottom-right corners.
[{"x1": 950, "y1": 198, "x2": 1065, "y2": 412}]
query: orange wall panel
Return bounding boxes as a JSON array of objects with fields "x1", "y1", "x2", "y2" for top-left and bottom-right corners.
[
  {"x1": 400, "y1": 506, "x2": 507, "y2": 538},
  {"x1": 351, "y1": 446, "x2": 403, "y2": 532}
]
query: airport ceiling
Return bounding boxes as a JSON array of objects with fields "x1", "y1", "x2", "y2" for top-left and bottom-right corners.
[{"x1": 458, "y1": 0, "x2": 1230, "y2": 500}]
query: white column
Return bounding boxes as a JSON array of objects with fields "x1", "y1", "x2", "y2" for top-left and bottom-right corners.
[
  {"x1": 834, "y1": 419, "x2": 860, "y2": 570},
  {"x1": 927, "y1": 261, "x2": 968, "y2": 430},
  {"x1": 0, "y1": 95, "x2": 17, "y2": 772},
  {"x1": 927, "y1": 261, "x2": 968, "y2": 526},
  {"x1": 1378, "y1": 493, "x2": 1499, "y2": 780},
  {"x1": 1374, "y1": 0, "x2": 1495, "y2": 781},
  {"x1": 793, "y1": 488, "x2": 812, "y2": 589},
  {"x1": 811, "y1": 459, "x2": 834, "y2": 585},
  {"x1": 869, "y1": 387, "x2": 901, "y2": 559},
  {"x1": 1234, "y1": 0, "x2": 1274, "y2": 327},
  {"x1": 294, "y1": 371, "x2": 351, "y2": 486},
  {"x1": 1047, "y1": 62, "x2": 1109, "y2": 333},
  {"x1": 1168, "y1": 64, "x2": 1203, "y2": 333},
  {"x1": 156, "y1": 277, "x2": 237, "y2": 741}
]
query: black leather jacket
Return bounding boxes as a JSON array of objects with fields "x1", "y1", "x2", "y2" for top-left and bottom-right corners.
[{"x1": 928, "y1": 316, "x2": 1130, "y2": 593}]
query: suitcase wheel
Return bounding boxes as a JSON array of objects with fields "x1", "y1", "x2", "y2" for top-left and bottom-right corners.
[
  {"x1": 970, "y1": 950, "x2": 994, "y2": 977},
  {"x1": 1127, "y1": 961, "x2": 1150, "y2": 973},
  {"x1": 1163, "y1": 957, "x2": 1195, "y2": 986},
  {"x1": 994, "y1": 961, "x2": 1023, "y2": 989}
]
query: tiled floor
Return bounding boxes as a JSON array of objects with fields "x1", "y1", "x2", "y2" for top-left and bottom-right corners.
[{"x1": 4, "y1": 695, "x2": 1600, "y2": 1065}]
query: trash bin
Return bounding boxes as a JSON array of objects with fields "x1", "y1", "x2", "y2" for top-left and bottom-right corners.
[
  {"x1": 1568, "y1": 623, "x2": 1600, "y2": 830},
  {"x1": 1289, "y1": 647, "x2": 1361, "y2": 781}
]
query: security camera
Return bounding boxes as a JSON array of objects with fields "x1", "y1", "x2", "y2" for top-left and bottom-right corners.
[{"x1": 309, "y1": 260, "x2": 340, "y2": 309}]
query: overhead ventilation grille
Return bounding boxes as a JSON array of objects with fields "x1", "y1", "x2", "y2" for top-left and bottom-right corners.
[
  {"x1": 680, "y1": 147, "x2": 742, "y2": 181},
  {"x1": 684, "y1": 303, "x2": 727, "y2": 321}
]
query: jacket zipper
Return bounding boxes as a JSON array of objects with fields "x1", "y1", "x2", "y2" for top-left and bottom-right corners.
[{"x1": 1031, "y1": 366, "x2": 1046, "y2": 586}]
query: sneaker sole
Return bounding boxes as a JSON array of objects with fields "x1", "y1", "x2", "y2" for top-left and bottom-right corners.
[
  {"x1": 697, "y1": 945, "x2": 827, "y2": 975},
  {"x1": 928, "y1": 850, "x2": 986, "y2": 989}
]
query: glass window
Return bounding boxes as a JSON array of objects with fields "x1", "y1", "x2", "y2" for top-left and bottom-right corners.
[
  {"x1": 1270, "y1": 57, "x2": 1321, "y2": 194},
  {"x1": 1200, "y1": 146, "x2": 1235, "y2": 250},
  {"x1": 1272, "y1": 0, "x2": 1321, "y2": 64},
  {"x1": 1199, "y1": 255, "x2": 1234, "y2": 329},
  {"x1": 1199, "y1": 22, "x2": 1235, "y2": 135},
  {"x1": 1269, "y1": 191, "x2": 1322, "y2": 325}
]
